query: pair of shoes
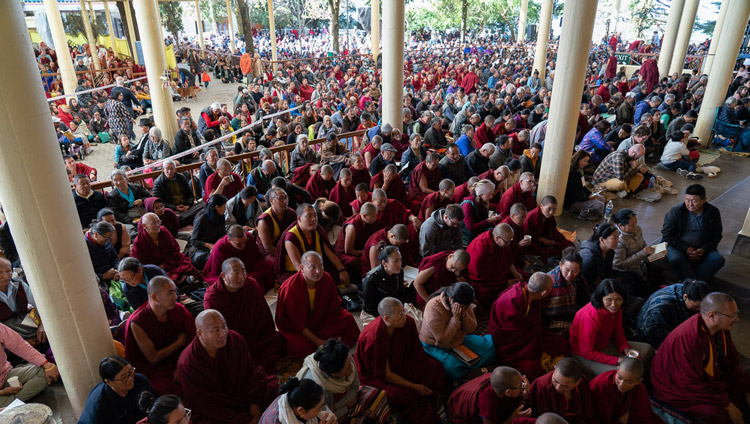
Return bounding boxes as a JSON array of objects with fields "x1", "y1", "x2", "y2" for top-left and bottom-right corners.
[
  {"x1": 617, "y1": 190, "x2": 628, "y2": 198},
  {"x1": 677, "y1": 168, "x2": 702, "y2": 179},
  {"x1": 676, "y1": 168, "x2": 689, "y2": 178}
]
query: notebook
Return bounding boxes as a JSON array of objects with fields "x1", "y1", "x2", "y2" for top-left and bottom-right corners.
[
  {"x1": 648, "y1": 242, "x2": 668, "y2": 262},
  {"x1": 403, "y1": 266, "x2": 419, "y2": 287},
  {"x1": 450, "y1": 344, "x2": 482, "y2": 366}
]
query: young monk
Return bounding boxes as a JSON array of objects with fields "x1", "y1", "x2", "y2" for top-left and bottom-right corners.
[
  {"x1": 408, "y1": 153, "x2": 443, "y2": 204},
  {"x1": 527, "y1": 358, "x2": 594, "y2": 423},
  {"x1": 590, "y1": 357, "x2": 661, "y2": 423},
  {"x1": 523, "y1": 196, "x2": 575, "y2": 261},
  {"x1": 256, "y1": 187, "x2": 297, "y2": 260},
  {"x1": 329, "y1": 168, "x2": 356, "y2": 218},
  {"x1": 448, "y1": 366, "x2": 532, "y2": 424},
  {"x1": 334, "y1": 202, "x2": 379, "y2": 277},
  {"x1": 466, "y1": 223, "x2": 522, "y2": 309},
  {"x1": 418, "y1": 179, "x2": 455, "y2": 221},
  {"x1": 371, "y1": 164, "x2": 410, "y2": 209},
  {"x1": 413, "y1": 250, "x2": 470, "y2": 308},
  {"x1": 305, "y1": 165, "x2": 336, "y2": 199}
]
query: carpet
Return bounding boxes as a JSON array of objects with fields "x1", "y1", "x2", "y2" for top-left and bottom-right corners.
[{"x1": 697, "y1": 149, "x2": 721, "y2": 166}]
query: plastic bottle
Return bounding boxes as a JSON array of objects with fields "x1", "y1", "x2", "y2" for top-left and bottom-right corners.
[
  {"x1": 604, "y1": 200, "x2": 614, "y2": 222},
  {"x1": 649, "y1": 176, "x2": 656, "y2": 188}
]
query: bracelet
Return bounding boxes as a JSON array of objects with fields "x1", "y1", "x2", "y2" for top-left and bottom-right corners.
[{"x1": 43, "y1": 363, "x2": 56, "y2": 370}]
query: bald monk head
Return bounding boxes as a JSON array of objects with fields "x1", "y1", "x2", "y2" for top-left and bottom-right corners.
[
  {"x1": 526, "y1": 272, "x2": 553, "y2": 300},
  {"x1": 536, "y1": 412, "x2": 569, "y2": 424},
  {"x1": 490, "y1": 366, "x2": 530, "y2": 403},
  {"x1": 384, "y1": 164, "x2": 398, "y2": 178},
  {"x1": 195, "y1": 309, "x2": 229, "y2": 355},
  {"x1": 227, "y1": 225, "x2": 249, "y2": 250},
  {"x1": 296, "y1": 203, "x2": 318, "y2": 232},
  {"x1": 372, "y1": 189, "x2": 387, "y2": 211},
  {"x1": 338, "y1": 168, "x2": 352, "y2": 187},
  {"x1": 147, "y1": 276, "x2": 178, "y2": 312},
  {"x1": 493, "y1": 165, "x2": 510, "y2": 184},
  {"x1": 615, "y1": 357, "x2": 644, "y2": 394},
  {"x1": 320, "y1": 165, "x2": 334, "y2": 181},
  {"x1": 300, "y1": 251, "x2": 325, "y2": 286},
  {"x1": 426, "y1": 153, "x2": 440, "y2": 170},
  {"x1": 438, "y1": 179, "x2": 456, "y2": 200},
  {"x1": 360, "y1": 202, "x2": 378, "y2": 225},
  {"x1": 387, "y1": 224, "x2": 409, "y2": 246},
  {"x1": 509, "y1": 203, "x2": 527, "y2": 227},
  {"x1": 700, "y1": 292, "x2": 739, "y2": 334},
  {"x1": 539, "y1": 196, "x2": 558, "y2": 219},
  {"x1": 378, "y1": 297, "x2": 407, "y2": 331},
  {"x1": 551, "y1": 358, "x2": 582, "y2": 395},
  {"x1": 141, "y1": 212, "x2": 162, "y2": 236},
  {"x1": 492, "y1": 223, "x2": 514, "y2": 248},
  {"x1": 220, "y1": 257, "x2": 247, "y2": 291},
  {"x1": 447, "y1": 249, "x2": 470, "y2": 274}
]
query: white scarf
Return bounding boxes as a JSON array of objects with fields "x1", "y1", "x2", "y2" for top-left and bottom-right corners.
[
  {"x1": 296, "y1": 354, "x2": 355, "y2": 394},
  {"x1": 278, "y1": 392, "x2": 330, "y2": 424}
]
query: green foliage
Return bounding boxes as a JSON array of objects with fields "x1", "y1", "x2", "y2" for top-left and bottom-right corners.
[
  {"x1": 627, "y1": 0, "x2": 667, "y2": 38},
  {"x1": 159, "y1": 2, "x2": 184, "y2": 38},
  {"x1": 63, "y1": 11, "x2": 105, "y2": 39},
  {"x1": 695, "y1": 1, "x2": 721, "y2": 36}
]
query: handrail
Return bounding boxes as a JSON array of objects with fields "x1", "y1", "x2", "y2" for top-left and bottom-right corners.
[{"x1": 89, "y1": 129, "x2": 368, "y2": 191}]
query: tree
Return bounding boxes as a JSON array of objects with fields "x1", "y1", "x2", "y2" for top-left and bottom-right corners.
[
  {"x1": 285, "y1": 0, "x2": 330, "y2": 52},
  {"x1": 627, "y1": 0, "x2": 668, "y2": 38},
  {"x1": 236, "y1": 0, "x2": 255, "y2": 54},
  {"x1": 327, "y1": 0, "x2": 342, "y2": 52},
  {"x1": 695, "y1": 1, "x2": 721, "y2": 36},
  {"x1": 159, "y1": 2, "x2": 184, "y2": 39},
  {"x1": 63, "y1": 11, "x2": 105, "y2": 39}
]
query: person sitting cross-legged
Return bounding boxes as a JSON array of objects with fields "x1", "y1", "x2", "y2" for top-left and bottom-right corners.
[
  {"x1": 362, "y1": 246, "x2": 415, "y2": 317},
  {"x1": 0, "y1": 322, "x2": 59, "y2": 408},
  {"x1": 202, "y1": 225, "x2": 275, "y2": 291},
  {"x1": 523, "y1": 196, "x2": 575, "y2": 262},
  {"x1": 258, "y1": 378, "x2": 337, "y2": 424},
  {"x1": 527, "y1": 357, "x2": 594, "y2": 423},
  {"x1": 117, "y1": 257, "x2": 168, "y2": 311},
  {"x1": 132, "y1": 213, "x2": 198, "y2": 287},
  {"x1": 589, "y1": 357, "x2": 662, "y2": 424},
  {"x1": 152, "y1": 158, "x2": 204, "y2": 226},
  {"x1": 448, "y1": 366, "x2": 532, "y2": 424}
]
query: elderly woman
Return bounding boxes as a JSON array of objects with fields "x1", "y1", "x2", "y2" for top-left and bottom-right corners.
[
  {"x1": 259, "y1": 378, "x2": 336, "y2": 424},
  {"x1": 318, "y1": 115, "x2": 341, "y2": 140},
  {"x1": 290, "y1": 134, "x2": 316, "y2": 173},
  {"x1": 98, "y1": 208, "x2": 131, "y2": 260},
  {"x1": 105, "y1": 91, "x2": 132, "y2": 140},
  {"x1": 143, "y1": 127, "x2": 172, "y2": 164},
  {"x1": 106, "y1": 169, "x2": 151, "y2": 224},
  {"x1": 419, "y1": 282, "x2": 496, "y2": 381},
  {"x1": 138, "y1": 393, "x2": 192, "y2": 424},
  {"x1": 79, "y1": 356, "x2": 155, "y2": 424},
  {"x1": 0, "y1": 258, "x2": 44, "y2": 342},
  {"x1": 131, "y1": 212, "x2": 197, "y2": 286},
  {"x1": 362, "y1": 246, "x2": 414, "y2": 317},
  {"x1": 612, "y1": 208, "x2": 662, "y2": 298},
  {"x1": 296, "y1": 339, "x2": 389, "y2": 424},
  {"x1": 400, "y1": 133, "x2": 427, "y2": 182}
]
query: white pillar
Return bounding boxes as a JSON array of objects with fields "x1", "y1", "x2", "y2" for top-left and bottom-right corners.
[
  {"x1": 381, "y1": 0, "x2": 404, "y2": 131},
  {"x1": 538, "y1": 0, "x2": 599, "y2": 213},
  {"x1": 195, "y1": 0, "x2": 205, "y2": 51},
  {"x1": 703, "y1": 0, "x2": 730, "y2": 75},
  {"x1": 0, "y1": 1, "x2": 117, "y2": 417},
  {"x1": 80, "y1": 0, "x2": 102, "y2": 70},
  {"x1": 658, "y1": 0, "x2": 685, "y2": 77},
  {"x1": 267, "y1": 0, "x2": 278, "y2": 72},
  {"x1": 613, "y1": 0, "x2": 622, "y2": 33},
  {"x1": 42, "y1": 0, "x2": 78, "y2": 95},
  {"x1": 694, "y1": 0, "x2": 750, "y2": 146},
  {"x1": 132, "y1": 0, "x2": 178, "y2": 142},
  {"x1": 669, "y1": 0, "x2": 699, "y2": 76},
  {"x1": 533, "y1": 0, "x2": 553, "y2": 81},
  {"x1": 226, "y1": 0, "x2": 236, "y2": 53},
  {"x1": 103, "y1": 0, "x2": 119, "y2": 57},
  {"x1": 517, "y1": 0, "x2": 528, "y2": 43},
  {"x1": 123, "y1": 0, "x2": 139, "y2": 64},
  {"x1": 371, "y1": 0, "x2": 379, "y2": 62}
]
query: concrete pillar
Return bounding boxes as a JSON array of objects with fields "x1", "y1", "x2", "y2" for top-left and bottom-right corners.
[
  {"x1": 124, "y1": 0, "x2": 139, "y2": 64},
  {"x1": 694, "y1": 0, "x2": 750, "y2": 146},
  {"x1": 210, "y1": 0, "x2": 217, "y2": 33},
  {"x1": 195, "y1": 0, "x2": 205, "y2": 51},
  {"x1": 669, "y1": 0, "x2": 699, "y2": 76},
  {"x1": 226, "y1": 0, "x2": 236, "y2": 53},
  {"x1": 371, "y1": 0, "x2": 379, "y2": 62},
  {"x1": 103, "y1": 0, "x2": 118, "y2": 57},
  {"x1": 267, "y1": 0, "x2": 278, "y2": 72},
  {"x1": 658, "y1": 0, "x2": 685, "y2": 77},
  {"x1": 537, "y1": 0, "x2": 599, "y2": 213},
  {"x1": 0, "y1": 1, "x2": 117, "y2": 417},
  {"x1": 703, "y1": 0, "x2": 730, "y2": 75},
  {"x1": 533, "y1": 0, "x2": 553, "y2": 81},
  {"x1": 381, "y1": 0, "x2": 404, "y2": 131},
  {"x1": 42, "y1": 0, "x2": 78, "y2": 96},
  {"x1": 613, "y1": 0, "x2": 622, "y2": 33},
  {"x1": 132, "y1": 0, "x2": 178, "y2": 142},
  {"x1": 517, "y1": 0, "x2": 528, "y2": 43},
  {"x1": 80, "y1": 0, "x2": 102, "y2": 71},
  {"x1": 733, "y1": 206, "x2": 750, "y2": 258}
]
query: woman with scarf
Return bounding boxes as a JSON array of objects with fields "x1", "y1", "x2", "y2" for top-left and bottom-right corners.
[
  {"x1": 106, "y1": 169, "x2": 151, "y2": 225},
  {"x1": 189, "y1": 194, "x2": 228, "y2": 269},
  {"x1": 259, "y1": 378, "x2": 336, "y2": 424}
]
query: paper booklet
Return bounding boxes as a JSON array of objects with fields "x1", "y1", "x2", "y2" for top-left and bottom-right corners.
[{"x1": 648, "y1": 242, "x2": 668, "y2": 262}]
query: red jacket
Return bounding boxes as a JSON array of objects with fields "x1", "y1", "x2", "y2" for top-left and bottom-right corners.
[{"x1": 569, "y1": 303, "x2": 629, "y2": 365}]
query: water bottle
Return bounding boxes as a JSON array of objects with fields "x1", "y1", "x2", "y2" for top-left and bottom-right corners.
[
  {"x1": 649, "y1": 176, "x2": 656, "y2": 188},
  {"x1": 604, "y1": 200, "x2": 614, "y2": 222}
]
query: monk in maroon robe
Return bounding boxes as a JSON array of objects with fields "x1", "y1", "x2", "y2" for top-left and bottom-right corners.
[
  {"x1": 605, "y1": 53, "x2": 618, "y2": 79},
  {"x1": 499, "y1": 204, "x2": 531, "y2": 261},
  {"x1": 418, "y1": 181, "x2": 455, "y2": 221},
  {"x1": 202, "y1": 226, "x2": 274, "y2": 291},
  {"x1": 523, "y1": 197, "x2": 574, "y2": 261},
  {"x1": 125, "y1": 276, "x2": 196, "y2": 395},
  {"x1": 496, "y1": 175, "x2": 536, "y2": 218},
  {"x1": 349, "y1": 154, "x2": 372, "y2": 188},
  {"x1": 291, "y1": 162, "x2": 315, "y2": 188},
  {"x1": 255, "y1": 187, "x2": 297, "y2": 259},
  {"x1": 275, "y1": 251, "x2": 360, "y2": 358},
  {"x1": 650, "y1": 293, "x2": 750, "y2": 424},
  {"x1": 372, "y1": 189, "x2": 420, "y2": 230},
  {"x1": 474, "y1": 119, "x2": 496, "y2": 150},
  {"x1": 488, "y1": 275, "x2": 569, "y2": 380},
  {"x1": 451, "y1": 177, "x2": 479, "y2": 204},
  {"x1": 528, "y1": 358, "x2": 594, "y2": 424},
  {"x1": 204, "y1": 160, "x2": 244, "y2": 202},
  {"x1": 460, "y1": 66, "x2": 480, "y2": 95},
  {"x1": 413, "y1": 250, "x2": 469, "y2": 308},
  {"x1": 203, "y1": 258, "x2": 285, "y2": 373},
  {"x1": 640, "y1": 58, "x2": 659, "y2": 94},
  {"x1": 132, "y1": 213, "x2": 197, "y2": 285},
  {"x1": 330, "y1": 169, "x2": 357, "y2": 218},
  {"x1": 590, "y1": 359, "x2": 661, "y2": 424},
  {"x1": 408, "y1": 154, "x2": 442, "y2": 204},
  {"x1": 335, "y1": 203, "x2": 379, "y2": 277},
  {"x1": 360, "y1": 225, "x2": 416, "y2": 276},
  {"x1": 466, "y1": 224, "x2": 522, "y2": 309},
  {"x1": 349, "y1": 185, "x2": 372, "y2": 215},
  {"x1": 448, "y1": 366, "x2": 531, "y2": 424},
  {"x1": 370, "y1": 165, "x2": 409, "y2": 209},
  {"x1": 305, "y1": 165, "x2": 336, "y2": 199},
  {"x1": 178, "y1": 310, "x2": 277, "y2": 424},
  {"x1": 356, "y1": 298, "x2": 444, "y2": 424}
]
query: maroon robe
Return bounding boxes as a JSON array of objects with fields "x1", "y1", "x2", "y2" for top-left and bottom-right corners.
[
  {"x1": 371, "y1": 171, "x2": 409, "y2": 209},
  {"x1": 418, "y1": 191, "x2": 451, "y2": 221},
  {"x1": 500, "y1": 215, "x2": 527, "y2": 269},
  {"x1": 376, "y1": 199, "x2": 410, "y2": 229},
  {"x1": 451, "y1": 182, "x2": 471, "y2": 204},
  {"x1": 291, "y1": 162, "x2": 315, "y2": 187},
  {"x1": 356, "y1": 316, "x2": 444, "y2": 424},
  {"x1": 640, "y1": 58, "x2": 659, "y2": 94},
  {"x1": 274, "y1": 224, "x2": 337, "y2": 283},
  {"x1": 335, "y1": 214, "x2": 378, "y2": 276},
  {"x1": 202, "y1": 234, "x2": 275, "y2": 291},
  {"x1": 275, "y1": 270, "x2": 360, "y2": 358},
  {"x1": 305, "y1": 171, "x2": 335, "y2": 199},
  {"x1": 478, "y1": 170, "x2": 504, "y2": 206},
  {"x1": 605, "y1": 55, "x2": 617, "y2": 79},
  {"x1": 256, "y1": 207, "x2": 297, "y2": 258},
  {"x1": 460, "y1": 71, "x2": 480, "y2": 95},
  {"x1": 203, "y1": 276, "x2": 285, "y2": 373},
  {"x1": 350, "y1": 166, "x2": 372, "y2": 189},
  {"x1": 330, "y1": 181, "x2": 356, "y2": 218},
  {"x1": 204, "y1": 171, "x2": 244, "y2": 203},
  {"x1": 590, "y1": 370, "x2": 661, "y2": 424},
  {"x1": 124, "y1": 302, "x2": 196, "y2": 395},
  {"x1": 142, "y1": 197, "x2": 180, "y2": 238},
  {"x1": 178, "y1": 330, "x2": 278, "y2": 424},
  {"x1": 448, "y1": 373, "x2": 523, "y2": 424},
  {"x1": 523, "y1": 206, "x2": 575, "y2": 261},
  {"x1": 650, "y1": 314, "x2": 750, "y2": 424},
  {"x1": 473, "y1": 123, "x2": 494, "y2": 149},
  {"x1": 496, "y1": 181, "x2": 536, "y2": 218},
  {"x1": 408, "y1": 162, "x2": 442, "y2": 203},
  {"x1": 416, "y1": 251, "x2": 466, "y2": 308},
  {"x1": 466, "y1": 229, "x2": 514, "y2": 308},
  {"x1": 349, "y1": 192, "x2": 373, "y2": 215},
  {"x1": 528, "y1": 372, "x2": 594, "y2": 424},
  {"x1": 360, "y1": 227, "x2": 419, "y2": 277},
  {"x1": 488, "y1": 282, "x2": 569, "y2": 380},
  {"x1": 131, "y1": 227, "x2": 196, "y2": 281}
]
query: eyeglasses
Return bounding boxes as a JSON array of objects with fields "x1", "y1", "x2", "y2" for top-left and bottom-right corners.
[
  {"x1": 714, "y1": 310, "x2": 740, "y2": 320},
  {"x1": 509, "y1": 381, "x2": 527, "y2": 391},
  {"x1": 113, "y1": 367, "x2": 136, "y2": 382},
  {"x1": 178, "y1": 408, "x2": 192, "y2": 424}
]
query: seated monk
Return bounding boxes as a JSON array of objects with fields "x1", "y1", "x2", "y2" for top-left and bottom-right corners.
[
  {"x1": 334, "y1": 203, "x2": 379, "y2": 278},
  {"x1": 349, "y1": 183, "x2": 372, "y2": 215},
  {"x1": 451, "y1": 177, "x2": 480, "y2": 204},
  {"x1": 527, "y1": 358, "x2": 594, "y2": 423},
  {"x1": 356, "y1": 297, "x2": 445, "y2": 424},
  {"x1": 466, "y1": 223, "x2": 522, "y2": 309},
  {"x1": 479, "y1": 165, "x2": 510, "y2": 207},
  {"x1": 650, "y1": 292, "x2": 750, "y2": 424},
  {"x1": 124, "y1": 276, "x2": 196, "y2": 395},
  {"x1": 256, "y1": 187, "x2": 297, "y2": 260},
  {"x1": 204, "y1": 258, "x2": 285, "y2": 373},
  {"x1": 496, "y1": 172, "x2": 537, "y2": 218},
  {"x1": 419, "y1": 179, "x2": 455, "y2": 221},
  {"x1": 361, "y1": 224, "x2": 415, "y2": 277},
  {"x1": 275, "y1": 204, "x2": 353, "y2": 288},
  {"x1": 448, "y1": 366, "x2": 532, "y2": 424},
  {"x1": 305, "y1": 165, "x2": 336, "y2": 200},
  {"x1": 275, "y1": 251, "x2": 360, "y2": 358},
  {"x1": 370, "y1": 164, "x2": 409, "y2": 209},
  {"x1": 204, "y1": 158, "x2": 244, "y2": 203},
  {"x1": 408, "y1": 153, "x2": 442, "y2": 204},
  {"x1": 271, "y1": 176, "x2": 313, "y2": 212},
  {"x1": 523, "y1": 196, "x2": 575, "y2": 261},
  {"x1": 590, "y1": 358, "x2": 662, "y2": 424},
  {"x1": 371, "y1": 189, "x2": 421, "y2": 231},
  {"x1": 329, "y1": 168, "x2": 356, "y2": 218},
  {"x1": 500, "y1": 203, "x2": 533, "y2": 268},
  {"x1": 413, "y1": 250, "x2": 469, "y2": 308},
  {"x1": 349, "y1": 152, "x2": 372, "y2": 188},
  {"x1": 488, "y1": 273, "x2": 569, "y2": 380},
  {"x1": 132, "y1": 213, "x2": 198, "y2": 286},
  {"x1": 202, "y1": 225, "x2": 275, "y2": 291},
  {"x1": 178, "y1": 309, "x2": 278, "y2": 424}
]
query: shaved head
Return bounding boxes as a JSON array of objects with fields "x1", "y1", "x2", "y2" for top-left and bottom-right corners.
[
  {"x1": 372, "y1": 189, "x2": 387, "y2": 200},
  {"x1": 490, "y1": 366, "x2": 521, "y2": 392},
  {"x1": 527, "y1": 272, "x2": 553, "y2": 293},
  {"x1": 390, "y1": 224, "x2": 409, "y2": 242},
  {"x1": 227, "y1": 224, "x2": 245, "y2": 239},
  {"x1": 452, "y1": 249, "x2": 470, "y2": 266},
  {"x1": 377, "y1": 296, "x2": 403, "y2": 317},
  {"x1": 439, "y1": 179, "x2": 456, "y2": 192},
  {"x1": 618, "y1": 357, "x2": 644, "y2": 379},
  {"x1": 221, "y1": 257, "x2": 244, "y2": 274},
  {"x1": 147, "y1": 276, "x2": 174, "y2": 296},
  {"x1": 555, "y1": 358, "x2": 582, "y2": 380},
  {"x1": 141, "y1": 212, "x2": 160, "y2": 226},
  {"x1": 700, "y1": 292, "x2": 735, "y2": 314},
  {"x1": 320, "y1": 164, "x2": 333, "y2": 176},
  {"x1": 493, "y1": 222, "x2": 514, "y2": 239},
  {"x1": 360, "y1": 202, "x2": 377, "y2": 216},
  {"x1": 195, "y1": 309, "x2": 225, "y2": 331},
  {"x1": 509, "y1": 203, "x2": 527, "y2": 216},
  {"x1": 301, "y1": 250, "x2": 323, "y2": 266},
  {"x1": 536, "y1": 412, "x2": 569, "y2": 424}
]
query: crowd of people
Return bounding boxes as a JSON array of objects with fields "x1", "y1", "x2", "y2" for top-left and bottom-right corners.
[{"x1": 0, "y1": 23, "x2": 747, "y2": 424}]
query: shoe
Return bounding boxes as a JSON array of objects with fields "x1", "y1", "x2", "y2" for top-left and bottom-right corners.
[
  {"x1": 686, "y1": 172, "x2": 703, "y2": 180},
  {"x1": 617, "y1": 190, "x2": 628, "y2": 198},
  {"x1": 676, "y1": 168, "x2": 689, "y2": 178},
  {"x1": 578, "y1": 208, "x2": 598, "y2": 221},
  {"x1": 655, "y1": 176, "x2": 673, "y2": 187}
]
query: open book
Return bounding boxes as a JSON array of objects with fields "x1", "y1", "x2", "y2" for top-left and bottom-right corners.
[
  {"x1": 450, "y1": 344, "x2": 482, "y2": 366},
  {"x1": 648, "y1": 242, "x2": 668, "y2": 262},
  {"x1": 403, "y1": 266, "x2": 419, "y2": 287}
]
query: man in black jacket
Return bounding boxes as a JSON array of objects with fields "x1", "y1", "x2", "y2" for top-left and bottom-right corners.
[
  {"x1": 173, "y1": 117, "x2": 203, "y2": 164},
  {"x1": 72, "y1": 174, "x2": 108, "y2": 228},
  {"x1": 661, "y1": 184, "x2": 725, "y2": 281},
  {"x1": 152, "y1": 159, "x2": 203, "y2": 226}
]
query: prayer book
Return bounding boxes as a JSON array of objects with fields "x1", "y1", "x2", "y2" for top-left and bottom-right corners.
[
  {"x1": 648, "y1": 242, "x2": 668, "y2": 262},
  {"x1": 403, "y1": 266, "x2": 419, "y2": 287}
]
